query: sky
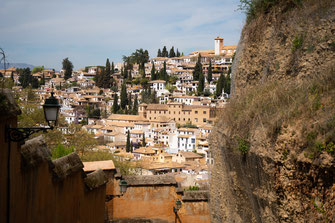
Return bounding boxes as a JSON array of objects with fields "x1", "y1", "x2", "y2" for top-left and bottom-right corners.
[{"x1": 0, "y1": 0, "x2": 245, "y2": 70}]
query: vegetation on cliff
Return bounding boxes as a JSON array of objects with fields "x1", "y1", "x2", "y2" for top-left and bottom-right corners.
[{"x1": 218, "y1": 66, "x2": 335, "y2": 159}]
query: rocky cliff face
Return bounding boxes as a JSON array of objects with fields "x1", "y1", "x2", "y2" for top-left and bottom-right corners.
[{"x1": 210, "y1": 1, "x2": 335, "y2": 222}]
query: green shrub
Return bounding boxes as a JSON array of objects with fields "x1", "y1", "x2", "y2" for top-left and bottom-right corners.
[
  {"x1": 237, "y1": 138, "x2": 250, "y2": 155},
  {"x1": 292, "y1": 35, "x2": 304, "y2": 52},
  {"x1": 186, "y1": 185, "x2": 200, "y2": 191},
  {"x1": 52, "y1": 144, "x2": 74, "y2": 159}
]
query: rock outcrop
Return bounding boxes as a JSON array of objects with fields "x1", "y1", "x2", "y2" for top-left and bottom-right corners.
[{"x1": 210, "y1": 1, "x2": 335, "y2": 222}]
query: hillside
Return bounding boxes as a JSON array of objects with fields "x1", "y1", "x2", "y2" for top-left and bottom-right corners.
[
  {"x1": 0, "y1": 63, "x2": 35, "y2": 70},
  {"x1": 210, "y1": 0, "x2": 335, "y2": 222}
]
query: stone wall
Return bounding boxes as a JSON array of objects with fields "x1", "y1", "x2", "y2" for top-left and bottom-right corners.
[
  {"x1": 108, "y1": 175, "x2": 210, "y2": 223},
  {"x1": 0, "y1": 90, "x2": 107, "y2": 223}
]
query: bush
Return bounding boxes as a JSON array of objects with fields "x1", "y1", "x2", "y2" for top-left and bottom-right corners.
[
  {"x1": 52, "y1": 144, "x2": 74, "y2": 159},
  {"x1": 292, "y1": 34, "x2": 304, "y2": 52},
  {"x1": 237, "y1": 138, "x2": 250, "y2": 155}
]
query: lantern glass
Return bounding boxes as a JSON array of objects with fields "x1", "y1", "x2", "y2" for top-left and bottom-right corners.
[
  {"x1": 43, "y1": 92, "x2": 60, "y2": 126},
  {"x1": 119, "y1": 180, "x2": 128, "y2": 194},
  {"x1": 44, "y1": 106, "x2": 59, "y2": 122},
  {"x1": 176, "y1": 199, "x2": 182, "y2": 210}
]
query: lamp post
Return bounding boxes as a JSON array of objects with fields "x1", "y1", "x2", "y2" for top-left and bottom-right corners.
[
  {"x1": 173, "y1": 199, "x2": 182, "y2": 223},
  {"x1": 105, "y1": 179, "x2": 128, "y2": 201},
  {"x1": 5, "y1": 91, "x2": 60, "y2": 223},
  {"x1": 6, "y1": 91, "x2": 60, "y2": 142}
]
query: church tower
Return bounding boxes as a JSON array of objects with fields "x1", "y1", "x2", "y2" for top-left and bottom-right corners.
[{"x1": 215, "y1": 36, "x2": 224, "y2": 55}]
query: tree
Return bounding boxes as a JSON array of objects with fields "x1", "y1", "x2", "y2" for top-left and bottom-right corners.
[
  {"x1": 159, "y1": 61, "x2": 168, "y2": 81},
  {"x1": 151, "y1": 63, "x2": 156, "y2": 80},
  {"x1": 207, "y1": 60, "x2": 213, "y2": 83},
  {"x1": 120, "y1": 83, "x2": 128, "y2": 110},
  {"x1": 140, "y1": 78, "x2": 149, "y2": 90},
  {"x1": 62, "y1": 57, "x2": 73, "y2": 80},
  {"x1": 224, "y1": 74, "x2": 231, "y2": 95},
  {"x1": 197, "y1": 72, "x2": 205, "y2": 95},
  {"x1": 157, "y1": 49, "x2": 162, "y2": 57},
  {"x1": 216, "y1": 73, "x2": 224, "y2": 97},
  {"x1": 176, "y1": 49, "x2": 181, "y2": 57},
  {"x1": 142, "y1": 133, "x2": 146, "y2": 147},
  {"x1": 31, "y1": 77, "x2": 39, "y2": 89},
  {"x1": 102, "y1": 58, "x2": 111, "y2": 88},
  {"x1": 111, "y1": 62, "x2": 115, "y2": 74},
  {"x1": 40, "y1": 73, "x2": 45, "y2": 85},
  {"x1": 90, "y1": 108, "x2": 101, "y2": 119},
  {"x1": 112, "y1": 93, "x2": 119, "y2": 113},
  {"x1": 132, "y1": 94, "x2": 138, "y2": 115},
  {"x1": 18, "y1": 68, "x2": 32, "y2": 88},
  {"x1": 162, "y1": 46, "x2": 168, "y2": 57},
  {"x1": 52, "y1": 144, "x2": 74, "y2": 159},
  {"x1": 126, "y1": 131, "x2": 131, "y2": 153},
  {"x1": 193, "y1": 54, "x2": 202, "y2": 81},
  {"x1": 32, "y1": 66, "x2": 44, "y2": 74},
  {"x1": 128, "y1": 93, "x2": 132, "y2": 113},
  {"x1": 169, "y1": 46, "x2": 176, "y2": 58}
]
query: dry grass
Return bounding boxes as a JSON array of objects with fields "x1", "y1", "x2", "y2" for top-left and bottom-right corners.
[{"x1": 217, "y1": 65, "x2": 335, "y2": 156}]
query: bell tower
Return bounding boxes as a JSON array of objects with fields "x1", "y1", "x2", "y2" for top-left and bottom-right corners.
[{"x1": 215, "y1": 36, "x2": 224, "y2": 56}]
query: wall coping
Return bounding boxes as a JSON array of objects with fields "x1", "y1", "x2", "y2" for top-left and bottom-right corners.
[
  {"x1": 124, "y1": 175, "x2": 178, "y2": 186},
  {"x1": 85, "y1": 169, "x2": 108, "y2": 190},
  {"x1": 182, "y1": 190, "x2": 209, "y2": 201}
]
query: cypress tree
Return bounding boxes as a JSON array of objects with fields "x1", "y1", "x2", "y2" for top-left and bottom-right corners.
[
  {"x1": 224, "y1": 74, "x2": 231, "y2": 95},
  {"x1": 163, "y1": 61, "x2": 167, "y2": 80},
  {"x1": 216, "y1": 73, "x2": 224, "y2": 97},
  {"x1": 207, "y1": 60, "x2": 213, "y2": 83},
  {"x1": 197, "y1": 72, "x2": 205, "y2": 95},
  {"x1": 151, "y1": 63, "x2": 156, "y2": 80},
  {"x1": 120, "y1": 83, "x2": 128, "y2": 110},
  {"x1": 142, "y1": 133, "x2": 146, "y2": 147},
  {"x1": 111, "y1": 62, "x2": 115, "y2": 74},
  {"x1": 103, "y1": 58, "x2": 111, "y2": 88},
  {"x1": 176, "y1": 49, "x2": 180, "y2": 57},
  {"x1": 128, "y1": 93, "x2": 132, "y2": 113},
  {"x1": 132, "y1": 94, "x2": 138, "y2": 115},
  {"x1": 112, "y1": 93, "x2": 119, "y2": 113},
  {"x1": 126, "y1": 131, "x2": 131, "y2": 152},
  {"x1": 157, "y1": 49, "x2": 162, "y2": 57},
  {"x1": 193, "y1": 54, "x2": 202, "y2": 81},
  {"x1": 162, "y1": 46, "x2": 168, "y2": 57},
  {"x1": 41, "y1": 73, "x2": 45, "y2": 85},
  {"x1": 169, "y1": 46, "x2": 176, "y2": 58},
  {"x1": 62, "y1": 57, "x2": 73, "y2": 80}
]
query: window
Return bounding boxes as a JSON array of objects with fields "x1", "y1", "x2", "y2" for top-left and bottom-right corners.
[
  {"x1": 195, "y1": 118, "x2": 198, "y2": 122},
  {"x1": 188, "y1": 118, "x2": 190, "y2": 121},
  {"x1": 195, "y1": 111, "x2": 198, "y2": 114},
  {"x1": 191, "y1": 138, "x2": 195, "y2": 143},
  {"x1": 203, "y1": 118, "x2": 207, "y2": 122},
  {"x1": 203, "y1": 111, "x2": 206, "y2": 114}
]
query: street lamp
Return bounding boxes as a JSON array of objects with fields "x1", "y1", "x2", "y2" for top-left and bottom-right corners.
[
  {"x1": 43, "y1": 92, "x2": 61, "y2": 126},
  {"x1": 173, "y1": 199, "x2": 182, "y2": 213},
  {"x1": 105, "y1": 179, "x2": 128, "y2": 201},
  {"x1": 119, "y1": 179, "x2": 128, "y2": 194},
  {"x1": 6, "y1": 91, "x2": 60, "y2": 142}
]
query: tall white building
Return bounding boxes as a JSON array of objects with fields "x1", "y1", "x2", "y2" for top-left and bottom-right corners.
[{"x1": 215, "y1": 36, "x2": 224, "y2": 56}]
